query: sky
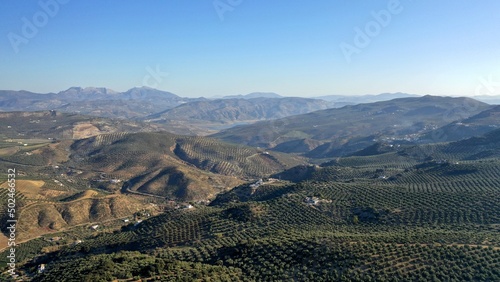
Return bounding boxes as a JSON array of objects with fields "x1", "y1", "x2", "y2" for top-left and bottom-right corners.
[{"x1": 1, "y1": 0, "x2": 500, "y2": 98}]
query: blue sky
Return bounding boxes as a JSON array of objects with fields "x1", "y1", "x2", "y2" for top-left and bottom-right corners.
[{"x1": 1, "y1": 0, "x2": 499, "y2": 97}]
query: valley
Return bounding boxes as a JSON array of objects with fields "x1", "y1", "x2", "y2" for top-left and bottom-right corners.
[
  {"x1": 0, "y1": 93, "x2": 499, "y2": 281},
  {"x1": 4, "y1": 1, "x2": 500, "y2": 280}
]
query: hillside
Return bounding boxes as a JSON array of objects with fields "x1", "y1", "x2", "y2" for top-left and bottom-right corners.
[
  {"x1": 148, "y1": 97, "x2": 331, "y2": 122},
  {"x1": 0, "y1": 185, "x2": 145, "y2": 242},
  {"x1": 315, "y1": 92, "x2": 420, "y2": 104},
  {"x1": 434, "y1": 127, "x2": 500, "y2": 160},
  {"x1": 7, "y1": 128, "x2": 500, "y2": 281},
  {"x1": 421, "y1": 105, "x2": 500, "y2": 142},
  {"x1": 0, "y1": 87, "x2": 196, "y2": 119},
  {"x1": 1, "y1": 100, "x2": 499, "y2": 281},
  {"x1": 0, "y1": 88, "x2": 336, "y2": 136},
  {"x1": 68, "y1": 131, "x2": 304, "y2": 200},
  {"x1": 0, "y1": 120, "x2": 304, "y2": 249},
  {"x1": 0, "y1": 110, "x2": 161, "y2": 140},
  {"x1": 213, "y1": 96, "x2": 491, "y2": 157}
]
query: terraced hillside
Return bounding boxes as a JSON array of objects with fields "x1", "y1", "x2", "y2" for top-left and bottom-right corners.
[
  {"x1": 68, "y1": 132, "x2": 304, "y2": 199},
  {"x1": 8, "y1": 130, "x2": 499, "y2": 281},
  {"x1": 0, "y1": 117, "x2": 305, "y2": 252}
]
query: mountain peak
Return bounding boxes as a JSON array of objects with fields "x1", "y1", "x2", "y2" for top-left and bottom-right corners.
[
  {"x1": 58, "y1": 87, "x2": 119, "y2": 96},
  {"x1": 123, "y1": 87, "x2": 180, "y2": 99}
]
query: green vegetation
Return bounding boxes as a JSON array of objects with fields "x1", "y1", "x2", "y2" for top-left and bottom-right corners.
[
  {"x1": 1, "y1": 109, "x2": 499, "y2": 281},
  {"x1": 69, "y1": 131, "x2": 304, "y2": 201},
  {"x1": 9, "y1": 140, "x2": 500, "y2": 281}
]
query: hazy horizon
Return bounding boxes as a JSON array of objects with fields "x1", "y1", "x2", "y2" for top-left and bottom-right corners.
[{"x1": 2, "y1": 0, "x2": 500, "y2": 97}]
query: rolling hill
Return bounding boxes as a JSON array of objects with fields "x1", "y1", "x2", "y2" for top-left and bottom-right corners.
[
  {"x1": 146, "y1": 97, "x2": 332, "y2": 123},
  {"x1": 0, "y1": 113, "x2": 305, "y2": 248},
  {"x1": 68, "y1": 131, "x2": 304, "y2": 201},
  {"x1": 8, "y1": 125, "x2": 500, "y2": 281},
  {"x1": 0, "y1": 110, "x2": 161, "y2": 140},
  {"x1": 0, "y1": 88, "x2": 333, "y2": 135},
  {"x1": 0, "y1": 87, "x2": 197, "y2": 119},
  {"x1": 314, "y1": 92, "x2": 420, "y2": 104},
  {"x1": 420, "y1": 105, "x2": 500, "y2": 143},
  {"x1": 213, "y1": 96, "x2": 492, "y2": 157},
  {"x1": 2, "y1": 96, "x2": 500, "y2": 281}
]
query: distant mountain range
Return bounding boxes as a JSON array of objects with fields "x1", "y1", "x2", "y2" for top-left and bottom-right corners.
[
  {"x1": 212, "y1": 96, "x2": 494, "y2": 157},
  {"x1": 148, "y1": 97, "x2": 333, "y2": 122},
  {"x1": 0, "y1": 87, "x2": 195, "y2": 119},
  {"x1": 0, "y1": 88, "x2": 431, "y2": 134},
  {"x1": 0, "y1": 88, "x2": 432, "y2": 121},
  {"x1": 2, "y1": 88, "x2": 500, "y2": 137}
]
